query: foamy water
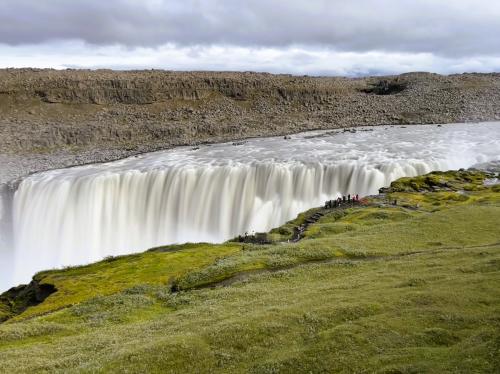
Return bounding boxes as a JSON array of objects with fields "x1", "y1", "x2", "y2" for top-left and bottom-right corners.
[{"x1": 1, "y1": 122, "x2": 499, "y2": 290}]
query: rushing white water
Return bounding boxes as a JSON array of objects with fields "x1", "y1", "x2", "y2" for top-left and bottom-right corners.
[{"x1": 1, "y1": 122, "x2": 500, "y2": 290}]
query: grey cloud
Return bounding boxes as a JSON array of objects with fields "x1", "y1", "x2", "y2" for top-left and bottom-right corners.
[
  {"x1": 2, "y1": 41, "x2": 500, "y2": 76},
  {"x1": 1, "y1": 0, "x2": 499, "y2": 57}
]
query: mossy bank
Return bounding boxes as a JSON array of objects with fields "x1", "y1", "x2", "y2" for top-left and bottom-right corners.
[{"x1": 0, "y1": 170, "x2": 499, "y2": 373}]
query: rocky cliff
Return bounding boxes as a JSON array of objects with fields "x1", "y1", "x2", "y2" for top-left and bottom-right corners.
[{"x1": 1, "y1": 69, "x2": 500, "y2": 182}]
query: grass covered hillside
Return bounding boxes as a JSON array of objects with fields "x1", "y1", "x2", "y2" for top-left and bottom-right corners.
[{"x1": 1, "y1": 170, "x2": 499, "y2": 373}]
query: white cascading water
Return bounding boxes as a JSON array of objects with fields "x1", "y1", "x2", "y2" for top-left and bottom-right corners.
[{"x1": 1, "y1": 122, "x2": 500, "y2": 290}]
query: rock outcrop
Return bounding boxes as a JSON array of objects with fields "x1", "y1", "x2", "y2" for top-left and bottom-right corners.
[{"x1": 0, "y1": 280, "x2": 56, "y2": 322}]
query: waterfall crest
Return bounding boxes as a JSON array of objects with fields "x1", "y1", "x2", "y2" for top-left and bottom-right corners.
[{"x1": 13, "y1": 161, "x2": 437, "y2": 266}]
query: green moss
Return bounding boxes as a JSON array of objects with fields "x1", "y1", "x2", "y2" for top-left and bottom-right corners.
[
  {"x1": 304, "y1": 222, "x2": 357, "y2": 239},
  {"x1": 0, "y1": 303, "x2": 12, "y2": 322},
  {"x1": 172, "y1": 243, "x2": 345, "y2": 291},
  {"x1": 13, "y1": 243, "x2": 241, "y2": 320},
  {"x1": 417, "y1": 327, "x2": 460, "y2": 347},
  {"x1": 385, "y1": 170, "x2": 491, "y2": 193},
  {"x1": 340, "y1": 207, "x2": 415, "y2": 224}
]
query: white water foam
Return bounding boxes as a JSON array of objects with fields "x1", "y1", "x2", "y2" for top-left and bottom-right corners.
[{"x1": 2, "y1": 122, "x2": 500, "y2": 290}]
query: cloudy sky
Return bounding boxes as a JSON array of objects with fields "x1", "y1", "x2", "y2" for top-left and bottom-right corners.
[{"x1": 1, "y1": 0, "x2": 499, "y2": 76}]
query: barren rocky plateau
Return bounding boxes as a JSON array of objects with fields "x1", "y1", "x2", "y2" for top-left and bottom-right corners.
[{"x1": 1, "y1": 69, "x2": 500, "y2": 184}]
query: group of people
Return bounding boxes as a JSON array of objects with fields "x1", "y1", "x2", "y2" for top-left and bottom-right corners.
[{"x1": 324, "y1": 194, "x2": 360, "y2": 209}]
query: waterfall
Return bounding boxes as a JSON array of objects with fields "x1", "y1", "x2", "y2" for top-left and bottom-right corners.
[
  {"x1": 5, "y1": 159, "x2": 447, "y2": 287},
  {"x1": 2, "y1": 122, "x2": 500, "y2": 290},
  {"x1": 0, "y1": 183, "x2": 16, "y2": 290}
]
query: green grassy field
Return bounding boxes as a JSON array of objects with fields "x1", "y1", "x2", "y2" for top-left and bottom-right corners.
[{"x1": 0, "y1": 170, "x2": 499, "y2": 373}]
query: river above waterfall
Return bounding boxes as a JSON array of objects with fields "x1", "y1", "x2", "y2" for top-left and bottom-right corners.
[{"x1": 2, "y1": 122, "x2": 500, "y2": 291}]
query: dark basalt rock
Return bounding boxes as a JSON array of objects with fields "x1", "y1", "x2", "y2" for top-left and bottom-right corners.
[
  {"x1": 361, "y1": 79, "x2": 407, "y2": 95},
  {"x1": 0, "y1": 280, "x2": 57, "y2": 322}
]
